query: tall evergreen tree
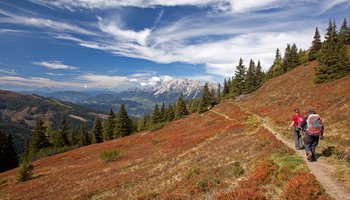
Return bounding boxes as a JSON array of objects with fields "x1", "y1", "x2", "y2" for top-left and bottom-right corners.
[
  {"x1": 30, "y1": 119, "x2": 50, "y2": 154},
  {"x1": 316, "y1": 20, "x2": 350, "y2": 83},
  {"x1": 114, "y1": 104, "x2": 132, "y2": 138},
  {"x1": 78, "y1": 124, "x2": 90, "y2": 146},
  {"x1": 198, "y1": 82, "x2": 212, "y2": 113},
  {"x1": 0, "y1": 131, "x2": 19, "y2": 172},
  {"x1": 308, "y1": 27, "x2": 322, "y2": 61},
  {"x1": 217, "y1": 83, "x2": 221, "y2": 102},
  {"x1": 267, "y1": 48, "x2": 283, "y2": 79},
  {"x1": 339, "y1": 18, "x2": 350, "y2": 45},
  {"x1": 69, "y1": 128, "x2": 79, "y2": 146},
  {"x1": 255, "y1": 61, "x2": 264, "y2": 88},
  {"x1": 175, "y1": 93, "x2": 189, "y2": 119},
  {"x1": 103, "y1": 108, "x2": 115, "y2": 141},
  {"x1": 222, "y1": 79, "x2": 229, "y2": 96},
  {"x1": 245, "y1": 59, "x2": 256, "y2": 93},
  {"x1": 165, "y1": 104, "x2": 175, "y2": 122},
  {"x1": 160, "y1": 101, "x2": 166, "y2": 122},
  {"x1": 54, "y1": 115, "x2": 69, "y2": 147},
  {"x1": 231, "y1": 58, "x2": 246, "y2": 95},
  {"x1": 91, "y1": 117, "x2": 103, "y2": 144},
  {"x1": 151, "y1": 102, "x2": 161, "y2": 124},
  {"x1": 282, "y1": 44, "x2": 292, "y2": 72},
  {"x1": 290, "y1": 43, "x2": 300, "y2": 69}
]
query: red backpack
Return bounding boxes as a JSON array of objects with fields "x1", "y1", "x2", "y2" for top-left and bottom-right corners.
[{"x1": 306, "y1": 114, "x2": 323, "y2": 136}]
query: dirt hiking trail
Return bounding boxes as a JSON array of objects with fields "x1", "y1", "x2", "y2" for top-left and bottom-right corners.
[{"x1": 210, "y1": 106, "x2": 350, "y2": 200}]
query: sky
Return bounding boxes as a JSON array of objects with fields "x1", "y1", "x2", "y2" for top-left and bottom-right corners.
[{"x1": 0, "y1": 0, "x2": 349, "y2": 91}]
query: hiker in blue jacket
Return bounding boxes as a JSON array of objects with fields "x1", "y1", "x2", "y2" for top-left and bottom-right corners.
[{"x1": 301, "y1": 110, "x2": 324, "y2": 162}]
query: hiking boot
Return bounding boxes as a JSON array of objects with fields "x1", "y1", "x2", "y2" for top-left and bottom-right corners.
[{"x1": 307, "y1": 153, "x2": 313, "y2": 162}]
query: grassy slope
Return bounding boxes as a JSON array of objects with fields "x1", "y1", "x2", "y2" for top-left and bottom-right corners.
[
  {"x1": 236, "y1": 60, "x2": 350, "y2": 189},
  {"x1": 0, "y1": 102, "x2": 327, "y2": 199}
]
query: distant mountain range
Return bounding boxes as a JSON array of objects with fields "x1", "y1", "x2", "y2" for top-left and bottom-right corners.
[
  {"x1": 0, "y1": 90, "x2": 105, "y2": 153},
  {"x1": 27, "y1": 78, "x2": 217, "y2": 118}
]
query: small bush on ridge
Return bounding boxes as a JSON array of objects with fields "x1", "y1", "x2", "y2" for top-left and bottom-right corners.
[
  {"x1": 100, "y1": 150, "x2": 121, "y2": 162},
  {"x1": 16, "y1": 162, "x2": 34, "y2": 182}
]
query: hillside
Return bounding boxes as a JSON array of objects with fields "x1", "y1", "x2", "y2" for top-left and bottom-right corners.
[
  {"x1": 0, "y1": 101, "x2": 329, "y2": 199},
  {"x1": 0, "y1": 90, "x2": 105, "y2": 153},
  {"x1": 236, "y1": 60, "x2": 350, "y2": 189}
]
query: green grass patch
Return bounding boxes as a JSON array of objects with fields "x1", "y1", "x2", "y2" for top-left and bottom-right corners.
[
  {"x1": 151, "y1": 139, "x2": 159, "y2": 145},
  {"x1": 100, "y1": 150, "x2": 121, "y2": 162},
  {"x1": 184, "y1": 166, "x2": 201, "y2": 179},
  {"x1": 246, "y1": 115, "x2": 260, "y2": 125},
  {"x1": 0, "y1": 179, "x2": 7, "y2": 185},
  {"x1": 147, "y1": 122, "x2": 167, "y2": 131},
  {"x1": 270, "y1": 153, "x2": 307, "y2": 172},
  {"x1": 232, "y1": 161, "x2": 245, "y2": 178}
]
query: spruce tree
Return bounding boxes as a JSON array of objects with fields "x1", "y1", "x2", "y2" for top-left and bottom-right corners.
[
  {"x1": 339, "y1": 18, "x2": 350, "y2": 45},
  {"x1": 268, "y1": 48, "x2": 283, "y2": 79},
  {"x1": 175, "y1": 93, "x2": 189, "y2": 119},
  {"x1": 245, "y1": 59, "x2": 256, "y2": 93},
  {"x1": 165, "y1": 104, "x2": 175, "y2": 122},
  {"x1": 78, "y1": 124, "x2": 90, "y2": 146},
  {"x1": 231, "y1": 58, "x2": 246, "y2": 95},
  {"x1": 282, "y1": 44, "x2": 292, "y2": 72},
  {"x1": 69, "y1": 128, "x2": 79, "y2": 146},
  {"x1": 217, "y1": 83, "x2": 221, "y2": 102},
  {"x1": 199, "y1": 82, "x2": 212, "y2": 113},
  {"x1": 30, "y1": 119, "x2": 50, "y2": 154},
  {"x1": 103, "y1": 108, "x2": 115, "y2": 141},
  {"x1": 289, "y1": 43, "x2": 300, "y2": 69},
  {"x1": 54, "y1": 115, "x2": 69, "y2": 147},
  {"x1": 114, "y1": 104, "x2": 132, "y2": 138},
  {"x1": 0, "y1": 131, "x2": 19, "y2": 172},
  {"x1": 316, "y1": 20, "x2": 350, "y2": 83},
  {"x1": 255, "y1": 61, "x2": 264, "y2": 88},
  {"x1": 160, "y1": 102, "x2": 166, "y2": 122},
  {"x1": 222, "y1": 79, "x2": 229, "y2": 96},
  {"x1": 308, "y1": 27, "x2": 322, "y2": 61},
  {"x1": 91, "y1": 117, "x2": 103, "y2": 144},
  {"x1": 151, "y1": 102, "x2": 161, "y2": 124}
]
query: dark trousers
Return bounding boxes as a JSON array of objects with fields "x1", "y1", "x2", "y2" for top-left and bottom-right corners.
[
  {"x1": 304, "y1": 133, "x2": 319, "y2": 159},
  {"x1": 293, "y1": 127, "x2": 302, "y2": 149}
]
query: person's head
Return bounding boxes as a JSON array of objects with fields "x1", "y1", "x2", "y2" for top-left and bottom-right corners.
[
  {"x1": 294, "y1": 108, "x2": 300, "y2": 114},
  {"x1": 308, "y1": 110, "x2": 316, "y2": 114}
]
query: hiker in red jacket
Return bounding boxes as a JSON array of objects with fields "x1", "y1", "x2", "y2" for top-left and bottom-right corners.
[
  {"x1": 301, "y1": 110, "x2": 324, "y2": 162},
  {"x1": 289, "y1": 108, "x2": 304, "y2": 150}
]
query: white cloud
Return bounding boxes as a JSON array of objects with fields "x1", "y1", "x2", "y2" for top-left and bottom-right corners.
[
  {"x1": 78, "y1": 74, "x2": 129, "y2": 88},
  {"x1": 0, "y1": 68, "x2": 17, "y2": 75},
  {"x1": 32, "y1": 61, "x2": 79, "y2": 70},
  {"x1": 0, "y1": 9, "x2": 96, "y2": 35},
  {"x1": 0, "y1": 76, "x2": 83, "y2": 88}
]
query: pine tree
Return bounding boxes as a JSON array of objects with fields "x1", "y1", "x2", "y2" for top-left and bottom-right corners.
[
  {"x1": 0, "y1": 131, "x2": 19, "y2": 172},
  {"x1": 231, "y1": 58, "x2": 246, "y2": 95},
  {"x1": 165, "y1": 104, "x2": 175, "y2": 122},
  {"x1": 160, "y1": 101, "x2": 166, "y2": 122},
  {"x1": 308, "y1": 27, "x2": 322, "y2": 61},
  {"x1": 175, "y1": 93, "x2": 189, "y2": 119},
  {"x1": 69, "y1": 128, "x2": 79, "y2": 146},
  {"x1": 245, "y1": 59, "x2": 256, "y2": 93},
  {"x1": 282, "y1": 44, "x2": 292, "y2": 72},
  {"x1": 339, "y1": 18, "x2": 350, "y2": 45},
  {"x1": 30, "y1": 119, "x2": 50, "y2": 154},
  {"x1": 78, "y1": 124, "x2": 90, "y2": 146},
  {"x1": 114, "y1": 104, "x2": 132, "y2": 138},
  {"x1": 91, "y1": 117, "x2": 103, "y2": 144},
  {"x1": 222, "y1": 79, "x2": 229, "y2": 96},
  {"x1": 199, "y1": 83, "x2": 212, "y2": 113},
  {"x1": 290, "y1": 43, "x2": 300, "y2": 69},
  {"x1": 151, "y1": 102, "x2": 161, "y2": 124},
  {"x1": 316, "y1": 20, "x2": 350, "y2": 83},
  {"x1": 103, "y1": 108, "x2": 115, "y2": 141},
  {"x1": 255, "y1": 61, "x2": 264, "y2": 89},
  {"x1": 217, "y1": 83, "x2": 221, "y2": 102},
  {"x1": 298, "y1": 49, "x2": 308, "y2": 65},
  {"x1": 54, "y1": 115, "x2": 69, "y2": 147},
  {"x1": 267, "y1": 48, "x2": 283, "y2": 79}
]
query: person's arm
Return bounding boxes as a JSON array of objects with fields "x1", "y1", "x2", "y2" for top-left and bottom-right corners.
[
  {"x1": 301, "y1": 116, "x2": 307, "y2": 129},
  {"x1": 289, "y1": 121, "x2": 294, "y2": 128}
]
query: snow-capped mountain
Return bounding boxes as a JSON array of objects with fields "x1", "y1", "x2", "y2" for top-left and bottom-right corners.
[{"x1": 153, "y1": 78, "x2": 203, "y2": 98}]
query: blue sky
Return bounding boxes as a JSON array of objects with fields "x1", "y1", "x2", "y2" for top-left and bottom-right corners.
[{"x1": 0, "y1": 0, "x2": 349, "y2": 91}]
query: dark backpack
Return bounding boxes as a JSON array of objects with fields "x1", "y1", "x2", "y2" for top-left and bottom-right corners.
[{"x1": 306, "y1": 114, "x2": 323, "y2": 136}]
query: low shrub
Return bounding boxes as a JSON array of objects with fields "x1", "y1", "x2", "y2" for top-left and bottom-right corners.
[
  {"x1": 184, "y1": 166, "x2": 201, "y2": 179},
  {"x1": 16, "y1": 162, "x2": 34, "y2": 182},
  {"x1": 232, "y1": 161, "x2": 245, "y2": 178},
  {"x1": 270, "y1": 153, "x2": 307, "y2": 172},
  {"x1": 100, "y1": 150, "x2": 121, "y2": 162},
  {"x1": 151, "y1": 139, "x2": 159, "y2": 145},
  {"x1": 195, "y1": 177, "x2": 220, "y2": 193},
  {"x1": 147, "y1": 122, "x2": 167, "y2": 131},
  {"x1": 282, "y1": 172, "x2": 328, "y2": 200},
  {"x1": 0, "y1": 179, "x2": 7, "y2": 185}
]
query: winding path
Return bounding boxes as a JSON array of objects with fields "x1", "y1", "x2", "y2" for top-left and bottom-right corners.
[{"x1": 210, "y1": 107, "x2": 350, "y2": 200}]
